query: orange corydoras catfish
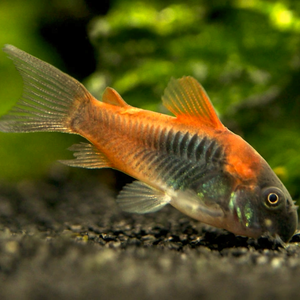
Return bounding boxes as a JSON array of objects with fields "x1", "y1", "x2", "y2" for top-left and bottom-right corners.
[{"x1": 0, "y1": 45, "x2": 298, "y2": 243}]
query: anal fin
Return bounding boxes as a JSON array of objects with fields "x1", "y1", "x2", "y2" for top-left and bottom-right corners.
[
  {"x1": 59, "y1": 142, "x2": 113, "y2": 169},
  {"x1": 117, "y1": 181, "x2": 171, "y2": 213}
]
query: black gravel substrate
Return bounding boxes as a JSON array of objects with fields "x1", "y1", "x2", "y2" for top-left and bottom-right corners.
[{"x1": 0, "y1": 168, "x2": 299, "y2": 300}]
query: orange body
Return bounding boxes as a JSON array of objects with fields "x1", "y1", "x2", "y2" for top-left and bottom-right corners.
[{"x1": 74, "y1": 95, "x2": 261, "y2": 191}]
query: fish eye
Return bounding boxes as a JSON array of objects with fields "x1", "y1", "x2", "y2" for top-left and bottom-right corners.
[
  {"x1": 262, "y1": 187, "x2": 283, "y2": 208},
  {"x1": 267, "y1": 193, "x2": 279, "y2": 205}
]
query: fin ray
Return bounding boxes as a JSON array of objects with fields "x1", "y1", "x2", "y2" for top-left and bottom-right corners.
[
  {"x1": 59, "y1": 142, "x2": 113, "y2": 169},
  {"x1": 0, "y1": 45, "x2": 94, "y2": 133},
  {"x1": 117, "y1": 181, "x2": 171, "y2": 213},
  {"x1": 162, "y1": 77, "x2": 224, "y2": 129}
]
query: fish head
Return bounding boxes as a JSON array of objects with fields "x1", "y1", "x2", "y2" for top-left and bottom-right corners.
[{"x1": 228, "y1": 163, "x2": 298, "y2": 243}]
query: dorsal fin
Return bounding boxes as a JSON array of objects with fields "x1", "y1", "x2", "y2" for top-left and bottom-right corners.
[
  {"x1": 102, "y1": 87, "x2": 129, "y2": 107},
  {"x1": 162, "y1": 77, "x2": 224, "y2": 129}
]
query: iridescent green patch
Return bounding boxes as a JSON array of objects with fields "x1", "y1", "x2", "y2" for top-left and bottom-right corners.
[
  {"x1": 228, "y1": 192, "x2": 236, "y2": 212},
  {"x1": 243, "y1": 202, "x2": 254, "y2": 228}
]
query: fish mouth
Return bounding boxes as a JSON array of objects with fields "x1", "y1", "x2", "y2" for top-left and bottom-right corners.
[
  {"x1": 262, "y1": 232, "x2": 287, "y2": 247},
  {"x1": 263, "y1": 211, "x2": 298, "y2": 244}
]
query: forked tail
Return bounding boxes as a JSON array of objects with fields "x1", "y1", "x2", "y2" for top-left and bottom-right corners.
[{"x1": 0, "y1": 45, "x2": 94, "y2": 133}]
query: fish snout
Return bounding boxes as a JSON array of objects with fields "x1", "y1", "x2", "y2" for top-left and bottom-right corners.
[{"x1": 264, "y1": 205, "x2": 298, "y2": 243}]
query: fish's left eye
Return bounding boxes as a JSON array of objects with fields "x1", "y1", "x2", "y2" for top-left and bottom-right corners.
[
  {"x1": 267, "y1": 193, "x2": 279, "y2": 205},
  {"x1": 262, "y1": 187, "x2": 284, "y2": 208}
]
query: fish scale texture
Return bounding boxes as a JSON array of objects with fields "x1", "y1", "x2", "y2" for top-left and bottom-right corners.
[{"x1": 0, "y1": 169, "x2": 299, "y2": 300}]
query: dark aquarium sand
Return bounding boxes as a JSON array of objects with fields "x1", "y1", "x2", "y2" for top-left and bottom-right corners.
[{"x1": 0, "y1": 168, "x2": 299, "y2": 300}]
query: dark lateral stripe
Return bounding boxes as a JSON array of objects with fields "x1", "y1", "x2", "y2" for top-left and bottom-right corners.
[
  {"x1": 195, "y1": 137, "x2": 208, "y2": 161},
  {"x1": 205, "y1": 140, "x2": 216, "y2": 162},
  {"x1": 165, "y1": 128, "x2": 175, "y2": 153},
  {"x1": 127, "y1": 124, "x2": 226, "y2": 190},
  {"x1": 159, "y1": 157, "x2": 184, "y2": 182},
  {"x1": 187, "y1": 133, "x2": 200, "y2": 160},
  {"x1": 179, "y1": 132, "x2": 190, "y2": 159},
  {"x1": 172, "y1": 131, "x2": 183, "y2": 156},
  {"x1": 155, "y1": 156, "x2": 179, "y2": 179},
  {"x1": 143, "y1": 126, "x2": 225, "y2": 164},
  {"x1": 211, "y1": 145, "x2": 224, "y2": 163}
]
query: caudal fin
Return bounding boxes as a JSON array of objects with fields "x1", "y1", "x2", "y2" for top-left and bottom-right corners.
[{"x1": 0, "y1": 45, "x2": 94, "y2": 133}]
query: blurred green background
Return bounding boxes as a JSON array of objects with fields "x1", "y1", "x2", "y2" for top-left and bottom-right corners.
[{"x1": 1, "y1": 0, "x2": 300, "y2": 198}]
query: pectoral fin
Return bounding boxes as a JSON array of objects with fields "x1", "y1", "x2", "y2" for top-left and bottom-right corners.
[
  {"x1": 171, "y1": 190, "x2": 224, "y2": 220},
  {"x1": 117, "y1": 181, "x2": 171, "y2": 213}
]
